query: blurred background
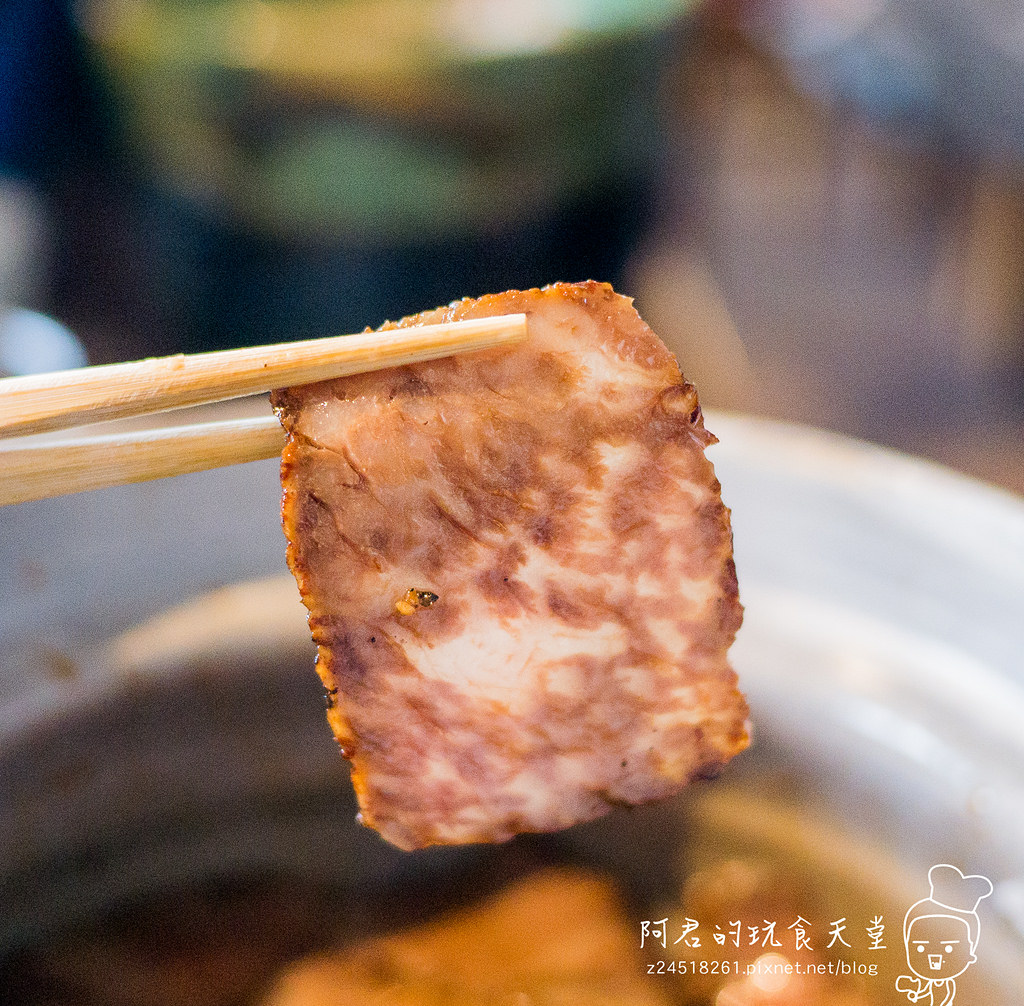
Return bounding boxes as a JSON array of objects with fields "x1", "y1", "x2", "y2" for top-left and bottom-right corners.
[
  {"x1": 3, "y1": 5, "x2": 1024, "y2": 1004},
  {"x1": 1, "y1": 0, "x2": 1022, "y2": 493}
]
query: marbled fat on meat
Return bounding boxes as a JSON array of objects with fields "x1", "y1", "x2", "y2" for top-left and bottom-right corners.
[{"x1": 272, "y1": 282, "x2": 748, "y2": 850}]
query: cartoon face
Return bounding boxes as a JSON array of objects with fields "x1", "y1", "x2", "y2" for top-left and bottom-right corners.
[{"x1": 906, "y1": 915, "x2": 975, "y2": 980}]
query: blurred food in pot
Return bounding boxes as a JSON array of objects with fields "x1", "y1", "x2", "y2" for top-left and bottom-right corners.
[{"x1": 261, "y1": 867, "x2": 671, "y2": 1006}]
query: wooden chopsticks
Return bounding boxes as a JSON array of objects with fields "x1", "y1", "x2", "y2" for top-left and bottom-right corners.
[
  {"x1": 0, "y1": 415, "x2": 288, "y2": 508},
  {"x1": 0, "y1": 314, "x2": 527, "y2": 507},
  {"x1": 0, "y1": 315, "x2": 527, "y2": 438}
]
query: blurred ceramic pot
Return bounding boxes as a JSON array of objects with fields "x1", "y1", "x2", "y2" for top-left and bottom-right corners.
[{"x1": 1, "y1": 413, "x2": 1022, "y2": 999}]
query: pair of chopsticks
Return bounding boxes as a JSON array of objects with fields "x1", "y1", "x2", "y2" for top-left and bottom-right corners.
[{"x1": 0, "y1": 314, "x2": 527, "y2": 507}]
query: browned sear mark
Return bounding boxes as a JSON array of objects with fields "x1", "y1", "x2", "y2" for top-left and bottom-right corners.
[{"x1": 394, "y1": 588, "x2": 440, "y2": 616}]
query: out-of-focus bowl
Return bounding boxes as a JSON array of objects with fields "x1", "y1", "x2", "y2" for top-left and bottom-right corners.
[
  {"x1": 79, "y1": 0, "x2": 694, "y2": 242},
  {"x1": 78, "y1": 1, "x2": 697, "y2": 349},
  {"x1": 1, "y1": 412, "x2": 1022, "y2": 1000}
]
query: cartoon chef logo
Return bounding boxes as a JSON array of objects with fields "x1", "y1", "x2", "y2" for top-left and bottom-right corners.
[{"x1": 895, "y1": 864, "x2": 993, "y2": 1005}]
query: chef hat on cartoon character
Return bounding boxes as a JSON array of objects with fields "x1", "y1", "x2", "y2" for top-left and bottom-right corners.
[{"x1": 903, "y1": 865, "x2": 994, "y2": 951}]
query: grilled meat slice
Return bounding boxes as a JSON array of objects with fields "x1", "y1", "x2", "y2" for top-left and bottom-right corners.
[{"x1": 273, "y1": 281, "x2": 748, "y2": 850}]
